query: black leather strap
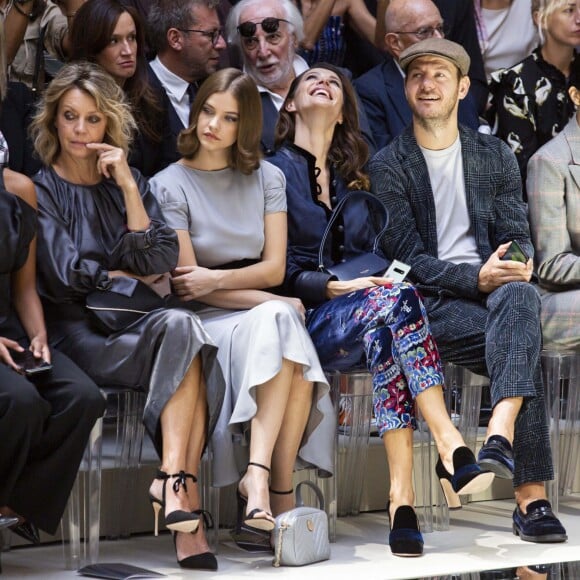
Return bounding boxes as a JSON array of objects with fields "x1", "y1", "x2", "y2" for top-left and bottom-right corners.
[{"x1": 317, "y1": 190, "x2": 389, "y2": 272}]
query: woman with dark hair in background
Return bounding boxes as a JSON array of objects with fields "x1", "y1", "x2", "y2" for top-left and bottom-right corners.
[{"x1": 69, "y1": 0, "x2": 173, "y2": 176}]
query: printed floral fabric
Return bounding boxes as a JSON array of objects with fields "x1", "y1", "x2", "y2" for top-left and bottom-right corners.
[
  {"x1": 306, "y1": 283, "x2": 444, "y2": 435},
  {"x1": 489, "y1": 47, "x2": 576, "y2": 193}
]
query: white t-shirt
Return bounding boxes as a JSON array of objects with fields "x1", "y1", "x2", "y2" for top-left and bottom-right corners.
[
  {"x1": 420, "y1": 136, "x2": 482, "y2": 266},
  {"x1": 480, "y1": 0, "x2": 538, "y2": 80}
]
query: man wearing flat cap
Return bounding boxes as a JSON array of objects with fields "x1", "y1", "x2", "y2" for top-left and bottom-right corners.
[{"x1": 370, "y1": 38, "x2": 567, "y2": 544}]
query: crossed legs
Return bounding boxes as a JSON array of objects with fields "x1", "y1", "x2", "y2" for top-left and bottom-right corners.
[{"x1": 149, "y1": 355, "x2": 210, "y2": 561}]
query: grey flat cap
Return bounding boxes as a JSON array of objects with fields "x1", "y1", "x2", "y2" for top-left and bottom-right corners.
[{"x1": 399, "y1": 38, "x2": 470, "y2": 76}]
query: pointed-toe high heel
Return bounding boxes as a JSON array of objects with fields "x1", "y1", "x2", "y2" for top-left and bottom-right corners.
[
  {"x1": 172, "y1": 527, "x2": 218, "y2": 571},
  {"x1": 237, "y1": 462, "x2": 275, "y2": 532},
  {"x1": 148, "y1": 469, "x2": 200, "y2": 536},
  {"x1": 10, "y1": 521, "x2": 40, "y2": 544},
  {"x1": 435, "y1": 446, "x2": 495, "y2": 509},
  {"x1": 387, "y1": 503, "x2": 423, "y2": 557}
]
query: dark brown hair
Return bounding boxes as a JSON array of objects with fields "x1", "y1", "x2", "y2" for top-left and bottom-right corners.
[
  {"x1": 275, "y1": 63, "x2": 369, "y2": 190},
  {"x1": 70, "y1": 0, "x2": 163, "y2": 143},
  {"x1": 177, "y1": 68, "x2": 262, "y2": 175}
]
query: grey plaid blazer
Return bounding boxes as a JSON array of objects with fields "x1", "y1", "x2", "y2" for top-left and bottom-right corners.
[{"x1": 369, "y1": 125, "x2": 533, "y2": 300}]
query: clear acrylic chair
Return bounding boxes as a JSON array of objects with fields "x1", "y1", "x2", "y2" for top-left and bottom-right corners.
[
  {"x1": 415, "y1": 363, "x2": 487, "y2": 532},
  {"x1": 541, "y1": 350, "x2": 580, "y2": 513},
  {"x1": 62, "y1": 387, "x2": 147, "y2": 569}
]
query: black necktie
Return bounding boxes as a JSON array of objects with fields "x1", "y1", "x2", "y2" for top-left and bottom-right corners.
[{"x1": 187, "y1": 83, "x2": 197, "y2": 105}]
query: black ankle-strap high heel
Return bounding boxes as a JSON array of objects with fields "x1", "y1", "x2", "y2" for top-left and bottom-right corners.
[{"x1": 149, "y1": 469, "x2": 200, "y2": 536}]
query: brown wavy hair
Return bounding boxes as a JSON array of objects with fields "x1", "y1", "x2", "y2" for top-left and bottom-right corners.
[
  {"x1": 275, "y1": 63, "x2": 369, "y2": 190},
  {"x1": 70, "y1": 0, "x2": 163, "y2": 143},
  {"x1": 177, "y1": 68, "x2": 262, "y2": 175}
]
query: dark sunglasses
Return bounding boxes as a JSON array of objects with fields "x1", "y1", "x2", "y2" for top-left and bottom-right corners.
[{"x1": 237, "y1": 17, "x2": 290, "y2": 38}]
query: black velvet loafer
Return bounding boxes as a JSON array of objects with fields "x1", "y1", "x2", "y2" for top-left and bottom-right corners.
[
  {"x1": 512, "y1": 499, "x2": 567, "y2": 543},
  {"x1": 477, "y1": 435, "x2": 514, "y2": 479},
  {"x1": 387, "y1": 504, "x2": 424, "y2": 557}
]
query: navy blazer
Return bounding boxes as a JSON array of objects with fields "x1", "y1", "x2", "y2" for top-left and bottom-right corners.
[
  {"x1": 355, "y1": 57, "x2": 481, "y2": 151},
  {"x1": 269, "y1": 144, "x2": 381, "y2": 306},
  {"x1": 369, "y1": 126, "x2": 533, "y2": 300}
]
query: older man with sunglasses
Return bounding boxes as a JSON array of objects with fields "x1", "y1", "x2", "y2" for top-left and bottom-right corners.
[
  {"x1": 225, "y1": 0, "x2": 309, "y2": 154},
  {"x1": 354, "y1": 0, "x2": 482, "y2": 150},
  {"x1": 226, "y1": 0, "x2": 374, "y2": 155}
]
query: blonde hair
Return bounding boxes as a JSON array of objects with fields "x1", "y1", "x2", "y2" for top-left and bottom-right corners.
[
  {"x1": 532, "y1": 0, "x2": 570, "y2": 43},
  {"x1": 30, "y1": 62, "x2": 137, "y2": 166}
]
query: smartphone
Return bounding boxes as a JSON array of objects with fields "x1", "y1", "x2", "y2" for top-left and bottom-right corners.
[
  {"x1": 384, "y1": 260, "x2": 411, "y2": 283},
  {"x1": 11, "y1": 349, "x2": 53, "y2": 376},
  {"x1": 501, "y1": 240, "x2": 529, "y2": 264}
]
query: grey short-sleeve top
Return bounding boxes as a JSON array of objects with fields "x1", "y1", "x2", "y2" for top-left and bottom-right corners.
[{"x1": 150, "y1": 160, "x2": 286, "y2": 268}]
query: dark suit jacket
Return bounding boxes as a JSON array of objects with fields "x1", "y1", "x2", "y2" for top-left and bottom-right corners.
[
  {"x1": 435, "y1": 0, "x2": 488, "y2": 114},
  {"x1": 354, "y1": 57, "x2": 481, "y2": 151},
  {"x1": 368, "y1": 125, "x2": 532, "y2": 300},
  {"x1": 0, "y1": 82, "x2": 41, "y2": 177},
  {"x1": 130, "y1": 65, "x2": 182, "y2": 177}
]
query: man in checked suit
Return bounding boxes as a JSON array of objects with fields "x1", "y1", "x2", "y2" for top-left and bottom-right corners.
[{"x1": 370, "y1": 38, "x2": 567, "y2": 544}]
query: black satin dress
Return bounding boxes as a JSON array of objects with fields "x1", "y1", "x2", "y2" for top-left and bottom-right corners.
[
  {"x1": 0, "y1": 180, "x2": 104, "y2": 535},
  {"x1": 33, "y1": 166, "x2": 225, "y2": 455}
]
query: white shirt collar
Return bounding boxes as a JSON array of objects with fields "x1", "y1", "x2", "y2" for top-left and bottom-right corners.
[{"x1": 150, "y1": 56, "x2": 190, "y2": 101}]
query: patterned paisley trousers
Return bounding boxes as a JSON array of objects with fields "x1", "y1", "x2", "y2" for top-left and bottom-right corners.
[{"x1": 306, "y1": 283, "x2": 444, "y2": 436}]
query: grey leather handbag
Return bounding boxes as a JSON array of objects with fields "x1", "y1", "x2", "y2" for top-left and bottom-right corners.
[{"x1": 272, "y1": 480, "x2": 330, "y2": 567}]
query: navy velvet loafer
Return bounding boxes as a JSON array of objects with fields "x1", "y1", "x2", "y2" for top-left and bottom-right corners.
[
  {"x1": 477, "y1": 435, "x2": 514, "y2": 479},
  {"x1": 512, "y1": 499, "x2": 567, "y2": 543},
  {"x1": 387, "y1": 504, "x2": 424, "y2": 557}
]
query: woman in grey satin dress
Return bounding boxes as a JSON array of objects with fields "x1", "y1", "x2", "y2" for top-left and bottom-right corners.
[
  {"x1": 30, "y1": 62, "x2": 225, "y2": 570},
  {"x1": 150, "y1": 68, "x2": 334, "y2": 552}
]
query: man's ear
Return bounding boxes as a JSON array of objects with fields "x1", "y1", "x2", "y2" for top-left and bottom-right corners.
[
  {"x1": 384, "y1": 32, "x2": 402, "y2": 58},
  {"x1": 167, "y1": 28, "x2": 184, "y2": 51},
  {"x1": 458, "y1": 75, "x2": 471, "y2": 101},
  {"x1": 291, "y1": 32, "x2": 298, "y2": 49}
]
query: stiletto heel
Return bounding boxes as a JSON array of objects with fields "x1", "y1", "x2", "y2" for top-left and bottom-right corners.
[
  {"x1": 387, "y1": 502, "x2": 423, "y2": 557},
  {"x1": 172, "y1": 528, "x2": 218, "y2": 571},
  {"x1": 435, "y1": 447, "x2": 495, "y2": 509},
  {"x1": 148, "y1": 469, "x2": 200, "y2": 536},
  {"x1": 237, "y1": 462, "x2": 275, "y2": 532}
]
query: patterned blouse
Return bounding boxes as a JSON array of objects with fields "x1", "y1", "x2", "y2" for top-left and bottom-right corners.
[{"x1": 488, "y1": 47, "x2": 577, "y2": 195}]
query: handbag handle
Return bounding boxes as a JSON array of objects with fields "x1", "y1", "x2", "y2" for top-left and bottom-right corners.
[
  {"x1": 317, "y1": 190, "x2": 390, "y2": 273},
  {"x1": 295, "y1": 480, "x2": 325, "y2": 511}
]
